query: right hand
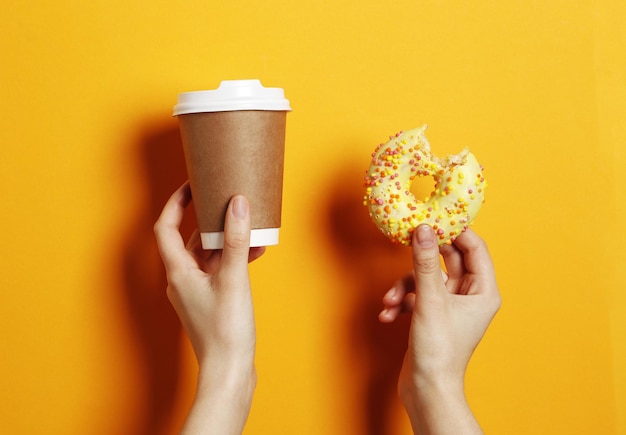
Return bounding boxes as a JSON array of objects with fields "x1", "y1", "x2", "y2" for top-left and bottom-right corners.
[{"x1": 380, "y1": 225, "x2": 501, "y2": 433}]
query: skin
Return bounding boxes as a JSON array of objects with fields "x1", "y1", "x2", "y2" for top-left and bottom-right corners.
[
  {"x1": 379, "y1": 224, "x2": 501, "y2": 435},
  {"x1": 154, "y1": 182, "x2": 264, "y2": 435},
  {"x1": 155, "y1": 183, "x2": 500, "y2": 435}
]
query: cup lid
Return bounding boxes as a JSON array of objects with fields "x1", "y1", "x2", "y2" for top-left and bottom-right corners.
[{"x1": 173, "y1": 79, "x2": 291, "y2": 115}]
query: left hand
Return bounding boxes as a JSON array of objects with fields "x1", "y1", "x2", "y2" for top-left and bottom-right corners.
[{"x1": 154, "y1": 182, "x2": 264, "y2": 434}]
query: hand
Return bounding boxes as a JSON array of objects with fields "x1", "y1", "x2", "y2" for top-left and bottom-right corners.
[
  {"x1": 154, "y1": 182, "x2": 265, "y2": 435},
  {"x1": 379, "y1": 225, "x2": 500, "y2": 434}
]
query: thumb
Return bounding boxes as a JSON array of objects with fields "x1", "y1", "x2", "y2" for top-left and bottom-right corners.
[
  {"x1": 220, "y1": 195, "x2": 252, "y2": 275},
  {"x1": 412, "y1": 224, "x2": 445, "y2": 296}
]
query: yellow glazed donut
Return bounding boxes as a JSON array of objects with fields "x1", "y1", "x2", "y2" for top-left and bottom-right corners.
[{"x1": 363, "y1": 125, "x2": 487, "y2": 246}]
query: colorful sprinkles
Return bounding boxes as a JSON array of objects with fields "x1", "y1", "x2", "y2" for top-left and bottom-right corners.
[{"x1": 363, "y1": 125, "x2": 487, "y2": 246}]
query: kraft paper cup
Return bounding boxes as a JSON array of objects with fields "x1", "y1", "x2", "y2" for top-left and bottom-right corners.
[{"x1": 173, "y1": 80, "x2": 291, "y2": 249}]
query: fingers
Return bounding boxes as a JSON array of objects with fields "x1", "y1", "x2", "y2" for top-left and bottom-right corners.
[
  {"x1": 379, "y1": 293, "x2": 415, "y2": 323},
  {"x1": 453, "y1": 230, "x2": 501, "y2": 310},
  {"x1": 411, "y1": 225, "x2": 446, "y2": 297},
  {"x1": 382, "y1": 227, "x2": 500, "y2": 323},
  {"x1": 220, "y1": 195, "x2": 252, "y2": 277},
  {"x1": 379, "y1": 267, "x2": 450, "y2": 323},
  {"x1": 440, "y1": 243, "x2": 466, "y2": 283},
  {"x1": 154, "y1": 182, "x2": 194, "y2": 273},
  {"x1": 379, "y1": 273, "x2": 418, "y2": 323},
  {"x1": 379, "y1": 278, "x2": 416, "y2": 323},
  {"x1": 382, "y1": 274, "x2": 414, "y2": 306},
  {"x1": 451, "y1": 229, "x2": 495, "y2": 278}
]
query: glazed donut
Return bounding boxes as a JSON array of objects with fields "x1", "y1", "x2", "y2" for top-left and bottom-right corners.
[{"x1": 363, "y1": 125, "x2": 486, "y2": 246}]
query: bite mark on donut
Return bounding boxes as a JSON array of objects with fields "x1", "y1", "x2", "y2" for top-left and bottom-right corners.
[{"x1": 363, "y1": 125, "x2": 487, "y2": 246}]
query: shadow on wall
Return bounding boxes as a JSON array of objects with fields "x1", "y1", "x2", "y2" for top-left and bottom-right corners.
[
  {"x1": 119, "y1": 119, "x2": 194, "y2": 435},
  {"x1": 118, "y1": 128, "x2": 414, "y2": 434},
  {"x1": 324, "y1": 161, "x2": 414, "y2": 435}
]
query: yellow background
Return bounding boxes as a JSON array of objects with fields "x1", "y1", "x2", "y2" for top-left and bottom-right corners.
[{"x1": 1, "y1": 1, "x2": 624, "y2": 434}]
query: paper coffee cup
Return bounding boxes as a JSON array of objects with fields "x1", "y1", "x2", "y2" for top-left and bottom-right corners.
[{"x1": 173, "y1": 80, "x2": 291, "y2": 249}]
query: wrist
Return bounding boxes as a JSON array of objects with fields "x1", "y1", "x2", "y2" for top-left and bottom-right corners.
[
  {"x1": 399, "y1": 372, "x2": 482, "y2": 435},
  {"x1": 400, "y1": 360, "x2": 465, "y2": 400},
  {"x1": 181, "y1": 364, "x2": 256, "y2": 435},
  {"x1": 400, "y1": 371, "x2": 465, "y2": 408},
  {"x1": 197, "y1": 360, "x2": 257, "y2": 401}
]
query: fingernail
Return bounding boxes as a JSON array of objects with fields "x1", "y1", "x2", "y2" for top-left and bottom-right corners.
[
  {"x1": 232, "y1": 195, "x2": 248, "y2": 219},
  {"x1": 388, "y1": 286, "x2": 397, "y2": 298},
  {"x1": 416, "y1": 224, "x2": 436, "y2": 247}
]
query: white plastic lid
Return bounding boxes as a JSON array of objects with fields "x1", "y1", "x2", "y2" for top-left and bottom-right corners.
[{"x1": 173, "y1": 79, "x2": 291, "y2": 115}]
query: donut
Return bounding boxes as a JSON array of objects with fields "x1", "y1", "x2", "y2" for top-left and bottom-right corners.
[{"x1": 363, "y1": 125, "x2": 487, "y2": 246}]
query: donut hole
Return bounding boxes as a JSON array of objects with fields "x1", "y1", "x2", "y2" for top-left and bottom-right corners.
[{"x1": 409, "y1": 173, "x2": 436, "y2": 202}]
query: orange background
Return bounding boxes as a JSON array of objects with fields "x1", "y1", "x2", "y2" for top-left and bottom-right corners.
[{"x1": 1, "y1": 1, "x2": 624, "y2": 434}]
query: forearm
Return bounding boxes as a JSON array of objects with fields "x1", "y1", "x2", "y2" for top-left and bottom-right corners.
[
  {"x1": 181, "y1": 366, "x2": 256, "y2": 435},
  {"x1": 401, "y1": 378, "x2": 483, "y2": 435}
]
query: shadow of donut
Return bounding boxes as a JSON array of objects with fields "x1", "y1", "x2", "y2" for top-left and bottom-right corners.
[{"x1": 323, "y1": 160, "x2": 413, "y2": 435}]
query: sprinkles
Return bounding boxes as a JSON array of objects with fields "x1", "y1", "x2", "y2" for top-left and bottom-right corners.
[{"x1": 363, "y1": 125, "x2": 487, "y2": 246}]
